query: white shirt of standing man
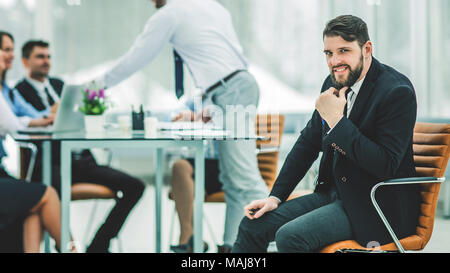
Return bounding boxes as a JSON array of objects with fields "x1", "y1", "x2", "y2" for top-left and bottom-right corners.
[{"x1": 95, "y1": 0, "x2": 247, "y2": 92}]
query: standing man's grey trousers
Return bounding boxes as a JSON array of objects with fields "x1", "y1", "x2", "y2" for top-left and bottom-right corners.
[{"x1": 205, "y1": 71, "x2": 269, "y2": 247}]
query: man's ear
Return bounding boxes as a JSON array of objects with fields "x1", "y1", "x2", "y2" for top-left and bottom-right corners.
[
  {"x1": 22, "y1": 58, "x2": 28, "y2": 68},
  {"x1": 363, "y1": 41, "x2": 373, "y2": 58}
]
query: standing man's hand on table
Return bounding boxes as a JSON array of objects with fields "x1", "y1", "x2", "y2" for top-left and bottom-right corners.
[
  {"x1": 172, "y1": 110, "x2": 195, "y2": 122},
  {"x1": 194, "y1": 108, "x2": 212, "y2": 123},
  {"x1": 172, "y1": 109, "x2": 212, "y2": 123}
]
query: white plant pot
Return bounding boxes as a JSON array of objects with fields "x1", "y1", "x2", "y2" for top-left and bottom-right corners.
[{"x1": 84, "y1": 115, "x2": 105, "y2": 133}]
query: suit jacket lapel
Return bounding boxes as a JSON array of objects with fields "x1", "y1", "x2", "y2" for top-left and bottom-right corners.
[
  {"x1": 348, "y1": 57, "x2": 381, "y2": 126},
  {"x1": 24, "y1": 79, "x2": 47, "y2": 111}
]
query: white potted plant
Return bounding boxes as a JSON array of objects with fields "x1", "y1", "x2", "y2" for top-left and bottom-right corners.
[{"x1": 79, "y1": 87, "x2": 109, "y2": 133}]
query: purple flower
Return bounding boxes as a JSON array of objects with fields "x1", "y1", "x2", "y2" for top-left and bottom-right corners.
[
  {"x1": 99, "y1": 89, "x2": 105, "y2": 99},
  {"x1": 88, "y1": 90, "x2": 97, "y2": 100},
  {"x1": 85, "y1": 88, "x2": 90, "y2": 93}
]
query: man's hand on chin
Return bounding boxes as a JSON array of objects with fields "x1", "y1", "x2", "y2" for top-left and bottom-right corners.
[{"x1": 315, "y1": 86, "x2": 348, "y2": 128}]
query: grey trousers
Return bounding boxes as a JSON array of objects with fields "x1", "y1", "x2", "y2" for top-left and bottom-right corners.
[
  {"x1": 204, "y1": 71, "x2": 269, "y2": 246},
  {"x1": 232, "y1": 188, "x2": 353, "y2": 253}
]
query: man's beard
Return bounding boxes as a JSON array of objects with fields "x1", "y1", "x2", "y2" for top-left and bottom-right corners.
[{"x1": 331, "y1": 55, "x2": 364, "y2": 90}]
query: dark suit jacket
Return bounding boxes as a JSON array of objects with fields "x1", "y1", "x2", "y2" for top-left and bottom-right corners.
[
  {"x1": 14, "y1": 77, "x2": 64, "y2": 111},
  {"x1": 270, "y1": 58, "x2": 421, "y2": 247}
]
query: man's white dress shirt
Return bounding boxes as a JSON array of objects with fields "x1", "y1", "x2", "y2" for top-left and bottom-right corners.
[
  {"x1": 327, "y1": 76, "x2": 366, "y2": 134},
  {"x1": 346, "y1": 76, "x2": 365, "y2": 117},
  {"x1": 100, "y1": 0, "x2": 247, "y2": 91}
]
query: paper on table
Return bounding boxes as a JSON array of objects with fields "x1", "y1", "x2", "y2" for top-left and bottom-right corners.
[
  {"x1": 172, "y1": 129, "x2": 229, "y2": 138},
  {"x1": 158, "y1": 122, "x2": 222, "y2": 131}
]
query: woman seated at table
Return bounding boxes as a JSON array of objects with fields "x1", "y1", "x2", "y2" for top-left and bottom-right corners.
[{"x1": 0, "y1": 50, "x2": 64, "y2": 252}]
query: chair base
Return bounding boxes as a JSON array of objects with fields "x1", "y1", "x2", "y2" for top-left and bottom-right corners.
[{"x1": 319, "y1": 235, "x2": 426, "y2": 253}]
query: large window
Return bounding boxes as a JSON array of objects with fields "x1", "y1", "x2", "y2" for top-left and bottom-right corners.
[
  {"x1": 0, "y1": 0, "x2": 448, "y2": 117},
  {"x1": 430, "y1": 0, "x2": 450, "y2": 117}
]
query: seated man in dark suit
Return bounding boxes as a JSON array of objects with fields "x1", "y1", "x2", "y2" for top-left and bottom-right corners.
[
  {"x1": 14, "y1": 40, "x2": 146, "y2": 253},
  {"x1": 232, "y1": 15, "x2": 421, "y2": 253}
]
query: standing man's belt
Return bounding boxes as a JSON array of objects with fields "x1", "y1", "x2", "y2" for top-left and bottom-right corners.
[{"x1": 205, "y1": 70, "x2": 246, "y2": 94}]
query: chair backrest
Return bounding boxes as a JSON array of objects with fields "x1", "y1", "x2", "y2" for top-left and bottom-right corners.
[
  {"x1": 255, "y1": 114, "x2": 285, "y2": 191},
  {"x1": 412, "y1": 122, "x2": 450, "y2": 248}
]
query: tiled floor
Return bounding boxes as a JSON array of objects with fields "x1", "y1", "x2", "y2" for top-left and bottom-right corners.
[{"x1": 69, "y1": 181, "x2": 450, "y2": 253}]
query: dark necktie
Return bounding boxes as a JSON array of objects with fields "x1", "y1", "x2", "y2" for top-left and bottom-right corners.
[
  {"x1": 174, "y1": 50, "x2": 184, "y2": 99},
  {"x1": 344, "y1": 88, "x2": 353, "y2": 117},
  {"x1": 44, "y1": 87, "x2": 55, "y2": 106}
]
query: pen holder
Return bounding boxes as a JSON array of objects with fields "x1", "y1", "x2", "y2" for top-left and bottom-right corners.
[{"x1": 132, "y1": 111, "x2": 145, "y2": 131}]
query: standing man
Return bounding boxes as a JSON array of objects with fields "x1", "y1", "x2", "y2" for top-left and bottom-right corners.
[
  {"x1": 94, "y1": 0, "x2": 269, "y2": 250},
  {"x1": 232, "y1": 15, "x2": 421, "y2": 253}
]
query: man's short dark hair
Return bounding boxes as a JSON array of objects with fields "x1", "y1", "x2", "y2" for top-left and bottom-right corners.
[
  {"x1": 323, "y1": 15, "x2": 370, "y2": 47},
  {"x1": 22, "y1": 40, "x2": 49, "y2": 59}
]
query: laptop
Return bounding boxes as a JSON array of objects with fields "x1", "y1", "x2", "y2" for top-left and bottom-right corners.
[{"x1": 17, "y1": 84, "x2": 85, "y2": 135}]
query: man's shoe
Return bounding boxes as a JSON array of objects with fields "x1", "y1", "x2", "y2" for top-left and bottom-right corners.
[
  {"x1": 170, "y1": 236, "x2": 209, "y2": 253},
  {"x1": 217, "y1": 244, "x2": 232, "y2": 253},
  {"x1": 170, "y1": 243, "x2": 191, "y2": 253}
]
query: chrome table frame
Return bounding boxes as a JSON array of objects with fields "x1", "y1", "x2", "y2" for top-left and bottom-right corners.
[{"x1": 57, "y1": 139, "x2": 206, "y2": 253}]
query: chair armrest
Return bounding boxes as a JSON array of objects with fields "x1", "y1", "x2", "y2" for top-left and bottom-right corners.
[
  {"x1": 382, "y1": 177, "x2": 445, "y2": 184},
  {"x1": 16, "y1": 141, "x2": 38, "y2": 182},
  {"x1": 370, "y1": 176, "x2": 445, "y2": 253}
]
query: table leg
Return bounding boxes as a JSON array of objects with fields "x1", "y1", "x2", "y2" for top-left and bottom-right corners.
[
  {"x1": 155, "y1": 148, "x2": 163, "y2": 253},
  {"x1": 60, "y1": 143, "x2": 72, "y2": 253},
  {"x1": 42, "y1": 141, "x2": 51, "y2": 253},
  {"x1": 193, "y1": 141, "x2": 205, "y2": 253}
]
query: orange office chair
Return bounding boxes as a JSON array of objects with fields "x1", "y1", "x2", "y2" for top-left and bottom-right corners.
[{"x1": 320, "y1": 122, "x2": 450, "y2": 253}]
